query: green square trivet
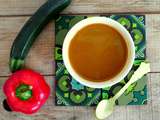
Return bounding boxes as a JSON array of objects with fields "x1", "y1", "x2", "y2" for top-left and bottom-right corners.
[{"x1": 55, "y1": 15, "x2": 147, "y2": 106}]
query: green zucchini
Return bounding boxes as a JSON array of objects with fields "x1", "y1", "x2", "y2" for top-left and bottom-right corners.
[{"x1": 10, "y1": 0, "x2": 71, "y2": 72}]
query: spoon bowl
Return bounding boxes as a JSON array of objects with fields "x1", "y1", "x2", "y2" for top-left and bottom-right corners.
[{"x1": 96, "y1": 99, "x2": 115, "y2": 120}]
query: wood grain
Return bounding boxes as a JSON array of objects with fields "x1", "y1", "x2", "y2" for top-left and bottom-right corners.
[
  {"x1": 150, "y1": 73, "x2": 160, "y2": 120},
  {"x1": 0, "y1": 0, "x2": 160, "y2": 16},
  {"x1": 0, "y1": 1, "x2": 159, "y2": 120},
  {"x1": 146, "y1": 14, "x2": 160, "y2": 72},
  {"x1": 0, "y1": 14, "x2": 160, "y2": 76},
  {"x1": 0, "y1": 73, "x2": 158, "y2": 120}
]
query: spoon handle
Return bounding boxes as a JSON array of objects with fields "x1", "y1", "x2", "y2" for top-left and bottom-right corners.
[
  {"x1": 113, "y1": 79, "x2": 133, "y2": 101},
  {"x1": 113, "y1": 62, "x2": 150, "y2": 100}
]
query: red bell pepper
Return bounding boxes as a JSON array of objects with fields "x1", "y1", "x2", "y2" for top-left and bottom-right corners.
[{"x1": 3, "y1": 69, "x2": 50, "y2": 114}]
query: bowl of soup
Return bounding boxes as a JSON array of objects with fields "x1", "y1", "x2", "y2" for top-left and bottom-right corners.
[{"x1": 63, "y1": 17, "x2": 135, "y2": 88}]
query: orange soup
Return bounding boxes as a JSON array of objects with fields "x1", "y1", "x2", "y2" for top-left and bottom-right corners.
[{"x1": 69, "y1": 23, "x2": 128, "y2": 82}]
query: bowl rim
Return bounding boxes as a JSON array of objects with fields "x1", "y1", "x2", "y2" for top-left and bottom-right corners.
[{"x1": 62, "y1": 17, "x2": 135, "y2": 88}]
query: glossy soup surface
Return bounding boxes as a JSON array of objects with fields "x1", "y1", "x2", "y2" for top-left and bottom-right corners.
[{"x1": 69, "y1": 23, "x2": 128, "y2": 82}]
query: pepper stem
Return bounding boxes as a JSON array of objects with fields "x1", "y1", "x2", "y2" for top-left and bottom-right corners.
[{"x1": 16, "y1": 84, "x2": 32, "y2": 101}]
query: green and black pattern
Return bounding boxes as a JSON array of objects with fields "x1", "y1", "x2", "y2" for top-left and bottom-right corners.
[{"x1": 55, "y1": 15, "x2": 147, "y2": 106}]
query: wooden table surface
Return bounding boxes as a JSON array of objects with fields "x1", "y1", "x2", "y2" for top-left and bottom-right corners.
[{"x1": 0, "y1": 0, "x2": 160, "y2": 120}]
